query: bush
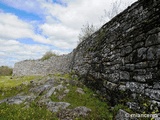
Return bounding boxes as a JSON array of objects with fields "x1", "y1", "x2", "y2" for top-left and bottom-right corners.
[
  {"x1": 0, "y1": 66, "x2": 13, "y2": 76},
  {"x1": 78, "y1": 23, "x2": 97, "y2": 43},
  {"x1": 41, "y1": 51, "x2": 57, "y2": 61}
]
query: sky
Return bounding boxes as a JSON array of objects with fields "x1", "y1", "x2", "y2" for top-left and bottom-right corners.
[{"x1": 0, "y1": 0, "x2": 137, "y2": 67}]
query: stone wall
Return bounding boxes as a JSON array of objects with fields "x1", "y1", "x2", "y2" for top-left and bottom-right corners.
[
  {"x1": 13, "y1": 53, "x2": 73, "y2": 76},
  {"x1": 71, "y1": 0, "x2": 160, "y2": 107}
]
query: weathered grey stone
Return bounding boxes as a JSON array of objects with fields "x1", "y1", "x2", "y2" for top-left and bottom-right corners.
[
  {"x1": 125, "y1": 64, "x2": 135, "y2": 71},
  {"x1": 145, "y1": 34, "x2": 160, "y2": 47},
  {"x1": 126, "y1": 102, "x2": 140, "y2": 111},
  {"x1": 135, "y1": 69, "x2": 146, "y2": 75},
  {"x1": 145, "y1": 89, "x2": 160, "y2": 101},
  {"x1": 115, "y1": 109, "x2": 131, "y2": 120},
  {"x1": 73, "y1": 106, "x2": 91, "y2": 117},
  {"x1": 118, "y1": 85, "x2": 126, "y2": 91},
  {"x1": 148, "y1": 60, "x2": 159, "y2": 67},
  {"x1": 137, "y1": 47, "x2": 147, "y2": 60},
  {"x1": 126, "y1": 82, "x2": 147, "y2": 93},
  {"x1": 56, "y1": 84, "x2": 64, "y2": 91},
  {"x1": 121, "y1": 46, "x2": 132, "y2": 56},
  {"x1": 153, "y1": 82, "x2": 160, "y2": 89},
  {"x1": 156, "y1": 47, "x2": 160, "y2": 59},
  {"x1": 148, "y1": 27, "x2": 160, "y2": 35},
  {"x1": 0, "y1": 99, "x2": 7, "y2": 104},
  {"x1": 120, "y1": 71, "x2": 130, "y2": 80},
  {"x1": 76, "y1": 88, "x2": 85, "y2": 94},
  {"x1": 110, "y1": 64, "x2": 120, "y2": 71},
  {"x1": 134, "y1": 42, "x2": 144, "y2": 49},
  {"x1": 64, "y1": 89, "x2": 70, "y2": 94},
  {"x1": 155, "y1": 117, "x2": 160, "y2": 120},
  {"x1": 108, "y1": 72, "x2": 120, "y2": 82},
  {"x1": 147, "y1": 47, "x2": 156, "y2": 60},
  {"x1": 0, "y1": 95, "x2": 35, "y2": 104},
  {"x1": 46, "y1": 101, "x2": 70, "y2": 113},
  {"x1": 135, "y1": 62, "x2": 148, "y2": 69},
  {"x1": 133, "y1": 73, "x2": 153, "y2": 82},
  {"x1": 151, "y1": 100, "x2": 160, "y2": 107},
  {"x1": 58, "y1": 106, "x2": 91, "y2": 120},
  {"x1": 45, "y1": 78, "x2": 55, "y2": 85},
  {"x1": 133, "y1": 75, "x2": 146, "y2": 82},
  {"x1": 30, "y1": 84, "x2": 52, "y2": 95},
  {"x1": 44, "y1": 87, "x2": 56, "y2": 98},
  {"x1": 103, "y1": 81, "x2": 117, "y2": 90}
]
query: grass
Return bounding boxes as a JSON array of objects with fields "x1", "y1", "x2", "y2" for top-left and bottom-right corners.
[
  {"x1": 0, "y1": 76, "x2": 40, "y2": 89},
  {"x1": 0, "y1": 102, "x2": 57, "y2": 120},
  {"x1": 0, "y1": 76, "x2": 41, "y2": 100}
]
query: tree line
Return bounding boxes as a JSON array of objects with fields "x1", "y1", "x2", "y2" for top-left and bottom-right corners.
[{"x1": 0, "y1": 66, "x2": 13, "y2": 76}]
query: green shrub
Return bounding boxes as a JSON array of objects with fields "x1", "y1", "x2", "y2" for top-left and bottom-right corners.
[
  {"x1": 0, "y1": 66, "x2": 13, "y2": 76},
  {"x1": 41, "y1": 51, "x2": 58, "y2": 61},
  {"x1": 78, "y1": 23, "x2": 97, "y2": 43}
]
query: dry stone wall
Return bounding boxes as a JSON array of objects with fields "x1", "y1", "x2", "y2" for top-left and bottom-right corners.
[
  {"x1": 71, "y1": 0, "x2": 160, "y2": 106},
  {"x1": 13, "y1": 53, "x2": 73, "y2": 76}
]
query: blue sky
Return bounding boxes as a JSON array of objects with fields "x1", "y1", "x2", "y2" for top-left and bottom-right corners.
[
  {"x1": 0, "y1": 2, "x2": 42, "y2": 21},
  {"x1": 0, "y1": 0, "x2": 137, "y2": 67}
]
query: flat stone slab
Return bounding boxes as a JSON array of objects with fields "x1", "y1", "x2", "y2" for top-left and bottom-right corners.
[{"x1": 0, "y1": 95, "x2": 35, "y2": 104}]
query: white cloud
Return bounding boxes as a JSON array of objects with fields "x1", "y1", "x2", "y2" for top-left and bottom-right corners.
[
  {"x1": 0, "y1": 39, "x2": 69, "y2": 66},
  {"x1": 0, "y1": 0, "x2": 44, "y2": 15},
  {"x1": 0, "y1": 12, "x2": 52, "y2": 45},
  {"x1": 40, "y1": 23, "x2": 79, "y2": 48},
  {"x1": 40, "y1": 0, "x2": 137, "y2": 28},
  {"x1": 39, "y1": 0, "x2": 137, "y2": 49},
  {"x1": 0, "y1": 13, "x2": 33, "y2": 39}
]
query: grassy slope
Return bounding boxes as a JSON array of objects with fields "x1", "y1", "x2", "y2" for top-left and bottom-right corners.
[{"x1": 0, "y1": 74, "x2": 131, "y2": 120}]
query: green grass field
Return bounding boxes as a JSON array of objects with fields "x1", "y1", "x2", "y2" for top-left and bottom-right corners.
[{"x1": 0, "y1": 76, "x2": 41, "y2": 100}]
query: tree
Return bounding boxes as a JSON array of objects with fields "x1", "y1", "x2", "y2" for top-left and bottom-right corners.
[
  {"x1": 78, "y1": 22, "x2": 97, "y2": 43},
  {"x1": 0, "y1": 66, "x2": 13, "y2": 76},
  {"x1": 78, "y1": 0, "x2": 131, "y2": 43},
  {"x1": 100, "y1": 0, "x2": 122, "y2": 25},
  {"x1": 107, "y1": 0, "x2": 122, "y2": 19}
]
